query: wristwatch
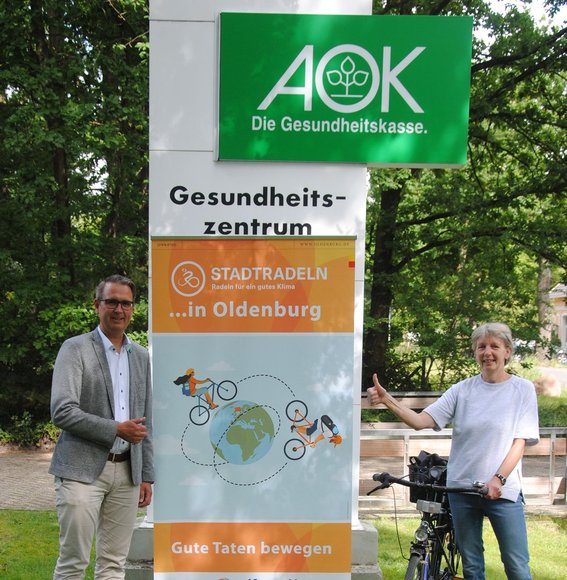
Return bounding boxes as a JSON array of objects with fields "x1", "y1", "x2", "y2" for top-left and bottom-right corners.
[{"x1": 495, "y1": 473, "x2": 507, "y2": 485}]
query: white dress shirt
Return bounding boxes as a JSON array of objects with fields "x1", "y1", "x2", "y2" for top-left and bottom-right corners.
[{"x1": 97, "y1": 326, "x2": 131, "y2": 453}]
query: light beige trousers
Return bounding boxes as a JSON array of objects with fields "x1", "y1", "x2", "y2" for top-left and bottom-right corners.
[{"x1": 53, "y1": 461, "x2": 139, "y2": 580}]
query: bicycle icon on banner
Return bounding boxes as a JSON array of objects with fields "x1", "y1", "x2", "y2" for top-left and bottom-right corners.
[
  {"x1": 284, "y1": 400, "x2": 342, "y2": 460},
  {"x1": 177, "y1": 267, "x2": 200, "y2": 289},
  {"x1": 171, "y1": 261, "x2": 205, "y2": 297}
]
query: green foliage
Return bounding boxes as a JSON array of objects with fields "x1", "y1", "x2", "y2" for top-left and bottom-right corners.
[
  {"x1": 128, "y1": 299, "x2": 149, "y2": 347},
  {"x1": 0, "y1": 426, "x2": 11, "y2": 444},
  {"x1": 34, "y1": 304, "x2": 98, "y2": 372},
  {"x1": 538, "y1": 395, "x2": 567, "y2": 428},
  {"x1": 0, "y1": 1, "x2": 565, "y2": 419},
  {"x1": 8, "y1": 412, "x2": 38, "y2": 448},
  {"x1": 364, "y1": 1, "x2": 566, "y2": 388},
  {"x1": 0, "y1": 297, "x2": 148, "y2": 426},
  {"x1": 1, "y1": 412, "x2": 61, "y2": 447},
  {"x1": 36, "y1": 420, "x2": 62, "y2": 444},
  {"x1": 0, "y1": 0, "x2": 150, "y2": 422},
  {"x1": 361, "y1": 408, "x2": 398, "y2": 422}
]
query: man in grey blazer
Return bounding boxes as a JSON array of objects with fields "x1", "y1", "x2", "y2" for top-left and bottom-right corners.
[{"x1": 50, "y1": 274, "x2": 154, "y2": 579}]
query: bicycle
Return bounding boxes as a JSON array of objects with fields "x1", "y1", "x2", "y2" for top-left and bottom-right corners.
[
  {"x1": 283, "y1": 400, "x2": 311, "y2": 460},
  {"x1": 283, "y1": 400, "x2": 341, "y2": 460},
  {"x1": 367, "y1": 451, "x2": 487, "y2": 580},
  {"x1": 188, "y1": 379, "x2": 237, "y2": 426},
  {"x1": 177, "y1": 267, "x2": 201, "y2": 289}
]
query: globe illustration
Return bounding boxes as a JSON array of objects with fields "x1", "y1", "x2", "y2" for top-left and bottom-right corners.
[{"x1": 209, "y1": 400, "x2": 275, "y2": 465}]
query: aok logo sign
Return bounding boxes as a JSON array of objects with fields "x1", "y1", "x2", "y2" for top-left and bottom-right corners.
[
  {"x1": 218, "y1": 13, "x2": 473, "y2": 164},
  {"x1": 258, "y1": 44, "x2": 426, "y2": 114}
]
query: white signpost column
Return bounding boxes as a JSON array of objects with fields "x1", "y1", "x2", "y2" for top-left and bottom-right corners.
[{"x1": 149, "y1": 1, "x2": 372, "y2": 579}]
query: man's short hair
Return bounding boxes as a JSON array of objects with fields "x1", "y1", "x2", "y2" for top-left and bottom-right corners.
[{"x1": 95, "y1": 275, "x2": 136, "y2": 301}]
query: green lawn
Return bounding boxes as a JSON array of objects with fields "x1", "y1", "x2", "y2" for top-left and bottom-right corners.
[
  {"x1": 372, "y1": 514, "x2": 567, "y2": 579},
  {"x1": 1, "y1": 509, "x2": 565, "y2": 579},
  {"x1": 0, "y1": 510, "x2": 94, "y2": 580}
]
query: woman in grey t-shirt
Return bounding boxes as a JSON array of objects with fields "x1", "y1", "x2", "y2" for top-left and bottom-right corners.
[{"x1": 368, "y1": 322, "x2": 539, "y2": 580}]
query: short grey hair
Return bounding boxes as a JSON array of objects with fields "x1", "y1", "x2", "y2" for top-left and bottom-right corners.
[
  {"x1": 471, "y1": 322, "x2": 514, "y2": 353},
  {"x1": 95, "y1": 275, "x2": 136, "y2": 301}
]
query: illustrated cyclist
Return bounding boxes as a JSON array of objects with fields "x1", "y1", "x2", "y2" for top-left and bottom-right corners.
[
  {"x1": 173, "y1": 367, "x2": 218, "y2": 410},
  {"x1": 291, "y1": 412, "x2": 343, "y2": 447}
]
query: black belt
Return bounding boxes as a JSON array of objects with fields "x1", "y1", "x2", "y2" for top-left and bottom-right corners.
[{"x1": 108, "y1": 449, "x2": 130, "y2": 463}]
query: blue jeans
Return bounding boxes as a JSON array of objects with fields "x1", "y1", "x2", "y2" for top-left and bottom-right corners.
[{"x1": 448, "y1": 492, "x2": 532, "y2": 580}]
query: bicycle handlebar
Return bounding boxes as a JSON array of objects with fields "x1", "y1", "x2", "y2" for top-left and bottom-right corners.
[{"x1": 368, "y1": 472, "x2": 488, "y2": 496}]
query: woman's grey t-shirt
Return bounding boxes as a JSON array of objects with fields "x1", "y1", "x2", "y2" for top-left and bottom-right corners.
[{"x1": 424, "y1": 374, "x2": 539, "y2": 501}]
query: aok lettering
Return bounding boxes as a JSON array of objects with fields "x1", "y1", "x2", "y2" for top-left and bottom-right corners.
[{"x1": 258, "y1": 44, "x2": 426, "y2": 114}]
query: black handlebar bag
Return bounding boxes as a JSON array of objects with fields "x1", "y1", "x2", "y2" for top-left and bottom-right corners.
[{"x1": 408, "y1": 450, "x2": 448, "y2": 503}]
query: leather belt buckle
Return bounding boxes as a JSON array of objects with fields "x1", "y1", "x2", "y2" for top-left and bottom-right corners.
[{"x1": 108, "y1": 450, "x2": 130, "y2": 463}]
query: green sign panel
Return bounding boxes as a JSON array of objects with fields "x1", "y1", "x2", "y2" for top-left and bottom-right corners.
[{"x1": 218, "y1": 13, "x2": 473, "y2": 167}]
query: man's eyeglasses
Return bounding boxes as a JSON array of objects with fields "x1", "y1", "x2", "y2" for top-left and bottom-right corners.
[{"x1": 99, "y1": 299, "x2": 134, "y2": 310}]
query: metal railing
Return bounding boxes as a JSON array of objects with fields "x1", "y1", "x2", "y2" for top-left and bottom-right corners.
[{"x1": 360, "y1": 425, "x2": 567, "y2": 505}]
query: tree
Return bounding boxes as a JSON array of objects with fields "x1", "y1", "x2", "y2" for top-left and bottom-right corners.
[
  {"x1": 0, "y1": 1, "x2": 565, "y2": 425},
  {"x1": 0, "y1": 0, "x2": 149, "y2": 425},
  {"x1": 364, "y1": 1, "x2": 567, "y2": 389}
]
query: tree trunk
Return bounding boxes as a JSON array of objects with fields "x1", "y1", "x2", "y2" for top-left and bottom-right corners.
[
  {"x1": 30, "y1": 0, "x2": 74, "y2": 283},
  {"x1": 537, "y1": 260, "x2": 552, "y2": 361},
  {"x1": 363, "y1": 184, "x2": 402, "y2": 386}
]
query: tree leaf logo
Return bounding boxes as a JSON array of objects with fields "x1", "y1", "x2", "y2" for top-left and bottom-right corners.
[{"x1": 325, "y1": 55, "x2": 371, "y2": 100}]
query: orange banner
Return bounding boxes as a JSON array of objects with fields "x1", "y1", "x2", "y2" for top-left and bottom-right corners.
[
  {"x1": 154, "y1": 522, "x2": 351, "y2": 573},
  {"x1": 151, "y1": 238, "x2": 355, "y2": 333}
]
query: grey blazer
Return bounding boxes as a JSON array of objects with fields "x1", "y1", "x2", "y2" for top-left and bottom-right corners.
[{"x1": 49, "y1": 329, "x2": 154, "y2": 485}]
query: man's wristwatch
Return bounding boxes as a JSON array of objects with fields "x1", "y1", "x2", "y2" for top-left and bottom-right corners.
[{"x1": 495, "y1": 473, "x2": 507, "y2": 485}]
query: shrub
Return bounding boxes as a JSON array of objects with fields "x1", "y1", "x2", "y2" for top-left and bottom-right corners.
[
  {"x1": 35, "y1": 420, "x2": 61, "y2": 445},
  {"x1": 2, "y1": 412, "x2": 60, "y2": 448},
  {"x1": 538, "y1": 395, "x2": 567, "y2": 428},
  {"x1": 8, "y1": 411, "x2": 38, "y2": 447},
  {"x1": 0, "y1": 426, "x2": 11, "y2": 444}
]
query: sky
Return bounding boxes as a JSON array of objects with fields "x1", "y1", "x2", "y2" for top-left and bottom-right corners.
[{"x1": 494, "y1": 0, "x2": 566, "y2": 26}]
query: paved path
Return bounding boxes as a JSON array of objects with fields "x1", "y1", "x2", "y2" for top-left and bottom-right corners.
[
  {"x1": 0, "y1": 449, "x2": 55, "y2": 510},
  {"x1": 0, "y1": 448, "x2": 565, "y2": 516}
]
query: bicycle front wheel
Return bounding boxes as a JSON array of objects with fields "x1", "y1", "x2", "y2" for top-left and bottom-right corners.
[
  {"x1": 217, "y1": 380, "x2": 237, "y2": 401},
  {"x1": 404, "y1": 553, "x2": 427, "y2": 580}
]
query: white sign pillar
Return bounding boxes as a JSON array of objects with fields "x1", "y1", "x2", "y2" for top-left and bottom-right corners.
[{"x1": 149, "y1": 2, "x2": 372, "y2": 578}]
